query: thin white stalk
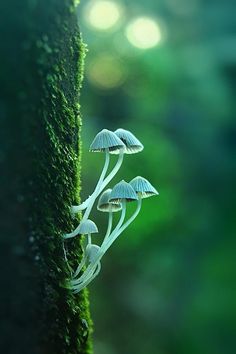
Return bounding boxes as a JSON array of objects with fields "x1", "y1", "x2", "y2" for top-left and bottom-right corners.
[
  {"x1": 104, "y1": 197, "x2": 142, "y2": 252},
  {"x1": 72, "y1": 262, "x2": 101, "y2": 293},
  {"x1": 73, "y1": 232, "x2": 93, "y2": 278},
  {"x1": 64, "y1": 150, "x2": 109, "y2": 238},
  {"x1": 71, "y1": 199, "x2": 141, "y2": 290},
  {"x1": 71, "y1": 197, "x2": 91, "y2": 213},
  {"x1": 72, "y1": 149, "x2": 124, "y2": 214},
  {"x1": 64, "y1": 150, "x2": 124, "y2": 239},
  {"x1": 101, "y1": 201, "x2": 126, "y2": 249},
  {"x1": 100, "y1": 150, "x2": 124, "y2": 191},
  {"x1": 73, "y1": 255, "x2": 87, "y2": 278},
  {"x1": 81, "y1": 149, "x2": 124, "y2": 222},
  {"x1": 71, "y1": 249, "x2": 103, "y2": 285},
  {"x1": 72, "y1": 202, "x2": 127, "y2": 286},
  {"x1": 101, "y1": 210, "x2": 113, "y2": 247},
  {"x1": 88, "y1": 233, "x2": 91, "y2": 245},
  {"x1": 82, "y1": 150, "x2": 110, "y2": 221},
  {"x1": 72, "y1": 149, "x2": 110, "y2": 214},
  {"x1": 106, "y1": 210, "x2": 113, "y2": 237}
]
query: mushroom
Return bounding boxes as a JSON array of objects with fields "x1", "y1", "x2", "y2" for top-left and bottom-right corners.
[
  {"x1": 71, "y1": 129, "x2": 125, "y2": 214},
  {"x1": 72, "y1": 259, "x2": 101, "y2": 294},
  {"x1": 72, "y1": 244, "x2": 101, "y2": 280},
  {"x1": 72, "y1": 189, "x2": 121, "y2": 284},
  {"x1": 97, "y1": 128, "x2": 144, "y2": 191},
  {"x1": 72, "y1": 243, "x2": 101, "y2": 284},
  {"x1": 72, "y1": 181, "x2": 137, "y2": 289},
  {"x1": 76, "y1": 219, "x2": 98, "y2": 244},
  {"x1": 86, "y1": 244, "x2": 101, "y2": 263},
  {"x1": 72, "y1": 219, "x2": 99, "y2": 278},
  {"x1": 62, "y1": 128, "x2": 160, "y2": 294},
  {"x1": 114, "y1": 128, "x2": 144, "y2": 154},
  {"x1": 65, "y1": 129, "x2": 125, "y2": 238},
  {"x1": 66, "y1": 129, "x2": 144, "y2": 239},
  {"x1": 103, "y1": 176, "x2": 158, "y2": 252},
  {"x1": 64, "y1": 216, "x2": 98, "y2": 240},
  {"x1": 77, "y1": 128, "x2": 144, "y2": 212},
  {"x1": 97, "y1": 189, "x2": 122, "y2": 242},
  {"x1": 130, "y1": 175, "x2": 159, "y2": 199},
  {"x1": 106, "y1": 180, "x2": 138, "y2": 241}
]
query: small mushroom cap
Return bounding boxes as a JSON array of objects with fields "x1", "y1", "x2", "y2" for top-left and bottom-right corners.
[
  {"x1": 109, "y1": 180, "x2": 138, "y2": 203},
  {"x1": 89, "y1": 129, "x2": 125, "y2": 153},
  {"x1": 86, "y1": 244, "x2": 100, "y2": 263},
  {"x1": 129, "y1": 176, "x2": 159, "y2": 199},
  {"x1": 77, "y1": 219, "x2": 98, "y2": 235},
  {"x1": 97, "y1": 189, "x2": 122, "y2": 212},
  {"x1": 113, "y1": 128, "x2": 144, "y2": 154}
]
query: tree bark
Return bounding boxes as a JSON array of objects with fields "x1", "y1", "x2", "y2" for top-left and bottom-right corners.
[{"x1": 0, "y1": 1, "x2": 92, "y2": 353}]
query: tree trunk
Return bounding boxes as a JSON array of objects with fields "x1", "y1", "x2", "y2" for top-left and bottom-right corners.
[{"x1": 0, "y1": 1, "x2": 92, "y2": 353}]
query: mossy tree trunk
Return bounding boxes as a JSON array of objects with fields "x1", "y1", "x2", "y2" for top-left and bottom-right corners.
[{"x1": 0, "y1": 1, "x2": 92, "y2": 353}]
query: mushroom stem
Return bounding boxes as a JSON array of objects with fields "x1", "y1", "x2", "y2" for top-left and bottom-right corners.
[
  {"x1": 88, "y1": 233, "x2": 92, "y2": 245},
  {"x1": 66, "y1": 149, "x2": 124, "y2": 239},
  {"x1": 64, "y1": 151, "x2": 110, "y2": 239},
  {"x1": 66, "y1": 149, "x2": 124, "y2": 240},
  {"x1": 71, "y1": 249, "x2": 102, "y2": 286},
  {"x1": 72, "y1": 242, "x2": 97, "y2": 280},
  {"x1": 104, "y1": 197, "x2": 142, "y2": 252},
  {"x1": 73, "y1": 254, "x2": 87, "y2": 278},
  {"x1": 81, "y1": 148, "x2": 110, "y2": 221},
  {"x1": 100, "y1": 149, "x2": 124, "y2": 191},
  {"x1": 72, "y1": 202, "x2": 127, "y2": 287},
  {"x1": 103, "y1": 210, "x2": 113, "y2": 244},
  {"x1": 71, "y1": 148, "x2": 110, "y2": 214},
  {"x1": 63, "y1": 226, "x2": 80, "y2": 239},
  {"x1": 101, "y1": 201, "x2": 126, "y2": 249},
  {"x1": 80, "y1": 149, "x2": 124, "y2": 222},
  {"x1": 72, "y1": 262, "x2": 101, "y2": 294},
  {"x1": 71, "y1": 197, "x2": 91, "y2": 212}
]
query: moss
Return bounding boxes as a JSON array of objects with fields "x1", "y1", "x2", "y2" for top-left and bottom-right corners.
[
  {"x1": 0, "y1": 0, "x2": 92, "y2": 353},
  {"x1": 27, "y1": 2, "x2": 93, "y2": 353}
]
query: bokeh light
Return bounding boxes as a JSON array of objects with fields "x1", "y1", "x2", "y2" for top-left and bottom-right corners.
[
  {"x1": 125, "y1": 17, "x2": 162, "y2": 49},
  {"x1": 78, "y1": 1, "x2": 236, "y2": 354},
  {"x1": 84, "y1": 0, "x2": 122, "y2": 30},
  {"x1": 87, "y1": 54, "x2": 126, "y2": 89}
]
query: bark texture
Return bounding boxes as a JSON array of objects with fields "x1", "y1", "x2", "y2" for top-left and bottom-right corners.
[{"x1": 0, "y1": 1, "x2": 92, "y2": 353}]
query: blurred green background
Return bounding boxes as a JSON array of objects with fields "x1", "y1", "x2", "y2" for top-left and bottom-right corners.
[{"x1": 77, "y1": 1, "x2": 236, "y2": 353}]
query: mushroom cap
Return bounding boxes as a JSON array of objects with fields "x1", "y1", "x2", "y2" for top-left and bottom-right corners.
[
  {"x1": 77, "y1": 219, "x2": 98, "y2": 235},
  {"x1": 86, "y1": 244, "x2": 100, "y2": 263},
  {"x1": 129, "y1": 176, "x2": 159, "y2": 199},
  {"x1": 89, "y1": 129, "x2": 125, "y2": 153},
  {"x1": 113, "y1": 128, "x2": 144, "y2": 154},
  {"x1": 97, "y1": 189, "x2": 122, "y2": 212},
  {"x1": 109, "y1": 180, "x2": 138, "y2": 203}
]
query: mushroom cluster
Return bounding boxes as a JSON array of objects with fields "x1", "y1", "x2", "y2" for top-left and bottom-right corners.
[{"x1": 64, "y1": 128, "x2": 158, "y2": 293}]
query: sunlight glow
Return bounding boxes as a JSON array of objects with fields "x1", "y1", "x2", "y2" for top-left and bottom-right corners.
[
  {"x1": 87, "y1": 55, "x2": 126, "y2": 89},
  {"x1": 126, "y1": 17, "x2": 162, "y2": 49},
  {"x1": 85, "y1": 1, "x2": 122, "y2": 30}
]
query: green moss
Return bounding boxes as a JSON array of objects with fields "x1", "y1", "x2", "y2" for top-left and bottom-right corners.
[
  {"x1": 0, "y1": 0, "x2": 92, "y2": 353},
  {"x1": 0, "y1": 0, "x2": 92, "y2": 354}
]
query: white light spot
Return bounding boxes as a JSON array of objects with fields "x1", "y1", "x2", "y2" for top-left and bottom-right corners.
[
  {"x1": 84, "y1": 0, "x2": 122, "y2": 30},
  {"x1": 126, "y1": 17, "x2": 162, "y2": 49}
]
